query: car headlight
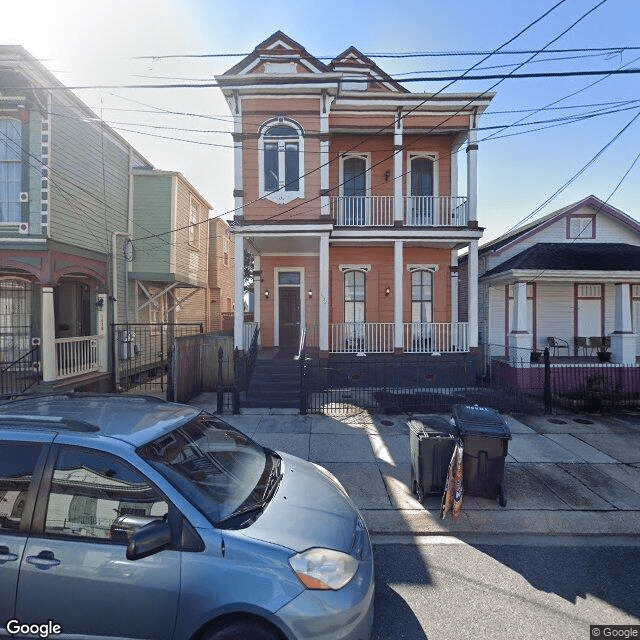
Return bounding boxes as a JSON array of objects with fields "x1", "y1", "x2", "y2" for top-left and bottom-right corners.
[{"x1": 289, "y1": 548, "x2": 358, "y2": 590}]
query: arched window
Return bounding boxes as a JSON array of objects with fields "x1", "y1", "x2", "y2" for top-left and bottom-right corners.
[
  {"x1": 0, "y1": 119, "x2": 22, "y2": 223},
  {"x1": 259, "y1": 120, "x2": 304, "y2": 204}
]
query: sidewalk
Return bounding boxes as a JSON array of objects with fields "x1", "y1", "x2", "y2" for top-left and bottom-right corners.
[{"x1": 189, "y1": 394, "x2": 640, "y2": 538}]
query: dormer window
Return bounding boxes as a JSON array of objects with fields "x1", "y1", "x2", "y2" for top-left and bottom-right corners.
[{"x1": 259, "y1": 119, "x2": 304, "y2": 204}]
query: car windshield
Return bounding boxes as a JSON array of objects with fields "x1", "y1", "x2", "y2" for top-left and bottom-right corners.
[{"x1": 137, "y1": 414, "x2": 275, "y2": 526}]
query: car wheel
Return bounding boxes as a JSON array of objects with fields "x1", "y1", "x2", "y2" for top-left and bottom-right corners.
[{"x1": 203, "y1": 619, "x2": 281, "y2": 640}]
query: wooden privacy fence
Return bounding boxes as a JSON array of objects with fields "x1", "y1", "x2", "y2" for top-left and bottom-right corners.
[{"x1": 170, "y1": 333, "x2": 235, "y2": 403}]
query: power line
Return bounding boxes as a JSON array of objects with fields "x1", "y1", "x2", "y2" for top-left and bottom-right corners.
[
  {"x1": 502, "y1": 107, "x2": 640, "y2": 236},
  {"x1": 8, "y1": 66, "x2": 640, "y2": 92},
  {"x1": 130, "y1": 45, "x2": 640, "y2": 61}
]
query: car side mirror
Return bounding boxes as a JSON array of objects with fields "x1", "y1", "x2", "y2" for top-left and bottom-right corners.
[{"x1": 126, "y1": 520, "x2": 172, "y2": 561}]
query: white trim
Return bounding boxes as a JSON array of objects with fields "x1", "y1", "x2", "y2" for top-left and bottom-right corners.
[
  {"x1": 338, "y1": 152, "x2": 371, "y2": 196},
  {"x1": 170, "y1": 176, "x2": 177, "y2": 273},
  {"x1": 407, "y1": 264, "x2": 439, "y2": 272},
  {"x1": 273, "y1": 267, "x2": 305, "y2": 348},
  {"x1": 339, "y1": 264, "x2": 371, "y2": 273},
  {"x1": 257, "y1": 117, "x2": 305, "y2": 204},
  {"x1": 261, "y1": 252, "x2": 320, "y2": 257}
]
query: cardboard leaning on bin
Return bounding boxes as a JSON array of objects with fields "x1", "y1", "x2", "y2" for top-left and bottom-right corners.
[{"x1": 451, "y1": 404, "x2": 512, "y2": 507}]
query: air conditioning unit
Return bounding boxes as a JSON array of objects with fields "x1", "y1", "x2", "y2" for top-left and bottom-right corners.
[
  {"x1": 18, "y1": 222, "x2": 29, "y2": 234},
  {"x1": 20, "y1": 192, "x2": 29, "y2": 203}
]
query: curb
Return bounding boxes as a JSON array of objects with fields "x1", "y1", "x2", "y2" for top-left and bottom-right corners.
[{"x1": 362, "y1": 508, "x2": 640, "y2": 537}]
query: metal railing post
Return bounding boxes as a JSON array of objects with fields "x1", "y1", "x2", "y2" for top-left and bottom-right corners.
[
  {"x1": 543, "y1": 347, "x2": 552, "y2": 414},
  {"x1": 217, "y1": 346, "x2": 224, "y2": 414},
  {"x1": 299, "y1": 347, "x2": 307, "y2": 415}
]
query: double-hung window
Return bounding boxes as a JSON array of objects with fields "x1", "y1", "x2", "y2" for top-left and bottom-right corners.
[
  {"x1": 0, "y1": 119, "x2": 22, "y2": 223},
  {"x1": 259, "y1": 120, "x2": 304, "y2": 204}
]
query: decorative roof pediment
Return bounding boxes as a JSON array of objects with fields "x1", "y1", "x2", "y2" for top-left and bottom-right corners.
[
  {"x1": 222, "y1": 31, "x2": 329, "y2": 76},
  {"x1": 329, "y1": 46, "x2": 408, "y2": 93}
]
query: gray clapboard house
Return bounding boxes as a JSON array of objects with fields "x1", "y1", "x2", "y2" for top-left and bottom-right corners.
[
  {"x1": 0, "y1": 46, "x2": 210, "y2": 393},
  {"x1": 459, "y1": 195, "x2": 640, "y2": 367}
]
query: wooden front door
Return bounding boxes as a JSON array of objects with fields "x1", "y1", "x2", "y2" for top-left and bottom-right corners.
[{"x1": 279, "y1": 286, "x2": 300, "y2": 347}]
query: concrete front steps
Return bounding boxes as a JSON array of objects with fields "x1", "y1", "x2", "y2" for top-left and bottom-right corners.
[{"x1": 243, "y1": 356, "x2": 301, "y2": 409}]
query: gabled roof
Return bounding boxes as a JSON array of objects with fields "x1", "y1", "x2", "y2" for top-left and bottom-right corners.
[
  {"x1": 482, "y1": 243, "x2": 640, "y2": 278},
  {"x1": 479, "y1": 195, "x2": 640, "y2": 257},
  {"x1": 222, "y1": 31, "x2": 329, "y2": 76},
  {"x1": 329, "y1": 46, "x2": 408, "y2": 93}
]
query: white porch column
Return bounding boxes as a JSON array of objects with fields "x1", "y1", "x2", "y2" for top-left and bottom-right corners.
[
  {"x1": 320, "y1": 92, "x2": 333, "y2": 219},
  {"x1": 232, "y1": 91, "x2": 244, "y2": 220},
  {"x1": 319, "y1": 234, "x2": 329, "y2": 353},
  {"x1": 451, "y1": 251, "x2": 459, "y2": 323},
  {"x1": 466, "y1": 116, "x2": 478, "y2": 226},
  {"x1": 394, "y1": 240, "x2": 404, "y2": 352},
  {"x1": 41, "y1": 286, "x2": 56, "y2": 382},
  {"x1": 610, "y1": 282, "x2": 636, "y2": 364},
  {"x1": 234, "y1": 233, "x2": 245, "y2": 351},
  {"x1": 467, "y1": 240, "x2": 479, "y2": 348},
  {"x1": 508, "y1": 281, "x2": 533, "y2": 364},
  {"x1": 394, "y1": 109, "x2": 403, "y2": 224},
  {"x1": 253, "y1": 255, "x2": 261, "y2": 345},
  {"x1": 96, "y1": 293, "x2": 108, "y2": 372}
]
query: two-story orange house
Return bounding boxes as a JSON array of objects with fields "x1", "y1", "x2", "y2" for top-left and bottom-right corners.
[{"x1": 217, "y1": 32, "x2": 493, "y2": 362}]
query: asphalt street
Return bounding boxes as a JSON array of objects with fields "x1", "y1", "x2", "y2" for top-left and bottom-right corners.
[{"x1": 372, "y1": 536, "x2": 640, "y2": 640}]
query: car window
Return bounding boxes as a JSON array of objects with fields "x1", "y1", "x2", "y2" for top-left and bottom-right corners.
[
  {"x1": 138, "y1": 415, "x2": 268, "y2": 525},
  {"x1": 44, "y1": 446, "x2": 168, "y2": 542},
  {"x1": 0, "y1": 442, "x2": 42, "y2": 534}
]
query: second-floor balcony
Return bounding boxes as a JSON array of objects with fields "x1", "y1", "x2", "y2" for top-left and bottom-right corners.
[{"x1": 330, "y1": 196, "x2": 468, "y2": 227}]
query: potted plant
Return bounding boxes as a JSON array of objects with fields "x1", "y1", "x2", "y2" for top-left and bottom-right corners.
[{"x1": 596, "y1": 339, "x2": 611, "y2": 363}]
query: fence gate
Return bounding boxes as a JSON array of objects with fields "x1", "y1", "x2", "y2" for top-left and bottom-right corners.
[{"x1": 113, "y1": 323, "x2": 203, "y2": 396}]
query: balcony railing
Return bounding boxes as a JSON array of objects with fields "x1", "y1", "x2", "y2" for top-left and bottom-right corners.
[
  {"x1": 404, "y1": 196, "x2": 468, "y2": 226},
  {"x1": 330, "y1": 323, "x2": 394, "y2": 353},
  {"x1": 55, "y1": 335, "x2": 100, "y2": 379},
  {"x1": 331, "y1": 196, "x2": 394, "y2": 227},
  {"x1": 404, "y1": 322, "x2": 469, "y2": 353}
]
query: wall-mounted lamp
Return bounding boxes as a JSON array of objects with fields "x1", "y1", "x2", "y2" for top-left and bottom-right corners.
[
  {"x1": 384, "y1": 286, "x2": 391, "y2": 297},
  {"x1": 308, "y1": 289, "x2": 313, "y2": 299},
  {"x1": 384, "y1": 170, "x2": 391, "y2": 181},
  {"x1": 95, "y1": 298, "x2": 105, "y2": 309},
  {"x1": 264, "y1": 289, "x2": 269, "y2": 299}
]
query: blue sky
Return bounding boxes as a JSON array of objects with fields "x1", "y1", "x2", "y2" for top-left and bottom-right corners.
[{"x1": 2, "y1": 0, "x2": 638, "y2": 241}]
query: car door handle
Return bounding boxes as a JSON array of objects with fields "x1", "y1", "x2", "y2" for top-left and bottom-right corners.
[
  {"x1": 25, "y1": 550, "x2": 61, "y2": 568},
  {"x1": 0, "y1": 545, "x2": 19, "y2": 562}
]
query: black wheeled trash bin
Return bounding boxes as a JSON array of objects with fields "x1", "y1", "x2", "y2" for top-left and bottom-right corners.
[
  {"x1": 409, "y1": 415, "x2": 457, "y2": 503},
  {"x1": 451, "y1": 404, "x2": 511, "y2": 507}
]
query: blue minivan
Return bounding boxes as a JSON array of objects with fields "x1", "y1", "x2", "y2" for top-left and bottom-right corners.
[{"x1": 0, "y1": 395, "x2": 373, "y2": 640}]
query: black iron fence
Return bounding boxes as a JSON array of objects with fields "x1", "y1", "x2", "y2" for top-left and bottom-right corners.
[
  {"x1": 486, "y1": 344, "x2": 640, "y2": 414},
  {"x1": 299, "y1": 352, "x2": 541, "y2": 416},
  {"x1": 113, "y1": 323, "x2": 203, "y2": 394},
  {"x1": 0, "y1": 345, "x2": 41, "y2": 398}
]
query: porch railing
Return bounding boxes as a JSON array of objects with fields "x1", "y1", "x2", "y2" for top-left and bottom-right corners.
[
  {"x1": 243, "y1": 322, "x2": 259, "y2": 350},
  {"x1": 55, "y1": 335, "x2": 100, "y2": 379},
  {"x1": 404, "y1": 196, "x2": 468, "y2": 226},
  {"x1": 404, "y1": 322, "x2": 469, "y2": 353},
  {"x1": 331, "y1": 196, "x2": 394, "y2": 227},
  {"x1": 330, "y1": 323, "x2": 394, "y2": 353}
]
